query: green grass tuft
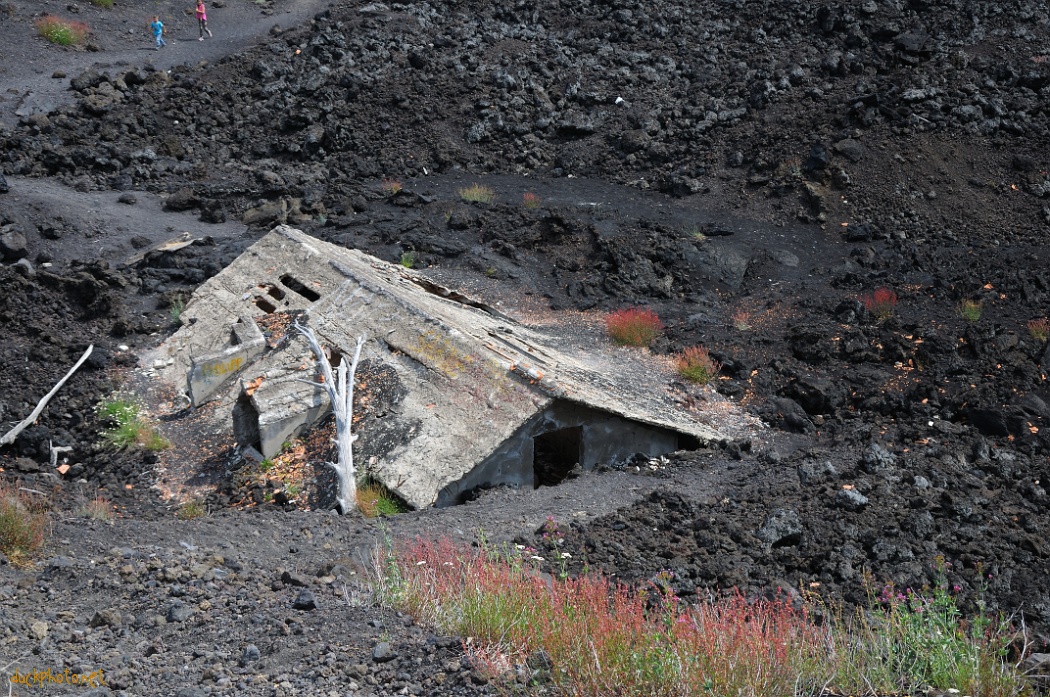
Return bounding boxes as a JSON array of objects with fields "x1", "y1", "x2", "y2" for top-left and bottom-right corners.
[
  {"x1": 458, "y1": 183, "x2": 495, "y2": 204},
  {"x1": 960, "y1": 299, "x2": 983, "y2": 322},
  {"x1": 97, "y1": 395, "x2": 170, "y2": 452},
  {"x1": 176, "y1": 499, "x2": 207, "y2": 520}
]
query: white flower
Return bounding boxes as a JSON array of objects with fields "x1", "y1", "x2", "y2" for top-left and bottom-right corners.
[
  {"x1": 514, "y1": 544, "x2": 525, "y2": 550},
  {"x1": 531, "y1": 556, "x2": 544, "y2": 562},
  {"x1": 416, "y1": 560, "x2": 427, "y2": 566},
  {"x1": 560, "y1": 553, "x2": 572, "y2": 559}
]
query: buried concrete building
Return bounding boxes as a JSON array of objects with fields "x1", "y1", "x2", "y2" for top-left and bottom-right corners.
[{"x1": 158, "y1": 225, "x2": 727, "y2": 509}]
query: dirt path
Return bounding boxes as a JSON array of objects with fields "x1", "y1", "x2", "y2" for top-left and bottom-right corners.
[{"x1": 0, "y1": 0, "x2": 332, "y2": 129}]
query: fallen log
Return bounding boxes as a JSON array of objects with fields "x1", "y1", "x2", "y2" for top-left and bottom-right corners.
[{"x1": 0, "y1": 344, "x2": 94, "y2": 446}]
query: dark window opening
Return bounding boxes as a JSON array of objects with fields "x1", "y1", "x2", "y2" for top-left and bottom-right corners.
[
  {"x1": 261, "y1": 283, "x2": 286, "y2": 300},
  {"x1": 280, "y1": 274, "x2": 321, "y2": 302},
  {"x1": 232, "y1": 392, "x2": 260, "y2": 452},
  {"x1": 533, "y1": 426, "x2": 582, "y2": 488},
  {"x1": 255, "y1": 298, "x2": 277, "y2": 313}
]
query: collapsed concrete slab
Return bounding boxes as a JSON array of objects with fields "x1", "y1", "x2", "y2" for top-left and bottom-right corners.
[{"x1": 159, "y1": 225, "x2": 727, "y2": 509}]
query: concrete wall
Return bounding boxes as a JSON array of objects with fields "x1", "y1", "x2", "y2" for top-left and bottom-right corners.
[
  {"x1": 187, "y1": 317, "x2": 265, "y2": 406},
  {"x1": 434, "y1": 399, "x2": 686, "y2": 507}
]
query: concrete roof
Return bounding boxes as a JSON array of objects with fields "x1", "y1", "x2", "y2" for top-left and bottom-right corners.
[{"x1": 159, "y1": 225, "x2": 725, "y2": 508}]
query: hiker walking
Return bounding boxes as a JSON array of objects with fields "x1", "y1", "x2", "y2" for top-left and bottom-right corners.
[
  {"x1": 150, "y1": 15, "x2": 166, "y2": 49},
  {"x1": 195, "y1": 1, "x2": 213, "y2": 40}
]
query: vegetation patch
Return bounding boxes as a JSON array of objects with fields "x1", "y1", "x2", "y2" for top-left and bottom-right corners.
[
  {"x1": 522, "y1": 192, "x2": 541, "y2": 209},
  {"x1": 458, "y1": 183, "x2": 495, "y2": 204},
  {"x1": 731, "y1": 309, "x2": 751, "y2": 331},
  {"x1": 376, "y1": 539, "x2": 1034, "y2": 697},
  {"x1": 0, "y1": 482, "x2": 50, "y2": 566},
  {"x1": 380, "y1": 178, "x2": 402, "y2": 196},
  {"x1": 605, "y1": 307, "x2": 663, "y2": 347},
  {"x1": 77, "y1": 493, "x2": 113, "y2": 521},
  {"x1": 97, "y1": 395, "x2": 170, "y2": 451},
  {"x1": 861, "y1": 286, "x2": 898, "y2": 321},
  {"x1": 399, "y1": 250, "x2": 417, "y2": 268},
  {"x1": 89, "y1": 0, "x2": 114, "y2": 8},
  {"x1": 676, "y1": 345, "x2": 720, "y2": 385},
  {"x1": 1026, "y1": 318, "x2": 1048, "y2": 343},
  {"x1": 959, "y1": 299, "x2": 983, "y2": 322},
  {"x1": 356, "y1": 479, "x2": 409, "y2": 517},
  {"x1": 176, "y1": 499, "x2": 207, "y2": 520},
  {"x1": 35, "y1": 15, "x2": 89, "y2": 46}
]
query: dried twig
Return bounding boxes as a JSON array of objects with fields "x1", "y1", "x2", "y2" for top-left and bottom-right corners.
[{"x1": 1, "y1": 345, "x2": 94, "y2": 446}]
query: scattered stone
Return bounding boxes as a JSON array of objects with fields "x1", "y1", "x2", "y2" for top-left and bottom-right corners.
[
  {"x1": 292, "y1": 589, "x2": 317, "y2": 610},
  {"x1": 166, "y1": 601, "x2": 193, "y2": 623},
  {"x1": 372, "y1": 641, "x2": 398, "y2": 663}
]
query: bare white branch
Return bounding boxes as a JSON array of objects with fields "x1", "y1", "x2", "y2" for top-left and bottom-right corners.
[
  {"x1": 1, "y1": 345, "x2": 94, "y2": 446},
  {"x1": 293, "y1": 320, "x2": 366, "y2": 514}
]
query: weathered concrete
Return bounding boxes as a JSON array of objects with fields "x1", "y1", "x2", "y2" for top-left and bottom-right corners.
[
  {"x1": 188, "y1": 316, "x2": 265, "y2": 406},
  {"x1": 159, "y1": 225, "x2": 728, "y2": 509}
]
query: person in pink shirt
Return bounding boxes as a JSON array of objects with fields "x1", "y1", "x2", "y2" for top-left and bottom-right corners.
[{"x1": 195, "y1": 1, "x2": 213, "y2": 40}]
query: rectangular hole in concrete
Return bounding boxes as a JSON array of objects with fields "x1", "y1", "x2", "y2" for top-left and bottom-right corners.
[{"x1": 280, "y1": 274, "x2": 321, "y2": 302}]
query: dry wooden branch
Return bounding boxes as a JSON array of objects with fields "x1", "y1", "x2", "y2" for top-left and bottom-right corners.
[
  {"x1": 293, "y1": 322, "x2": 365, "y2": 514},
  {"x1": 0, "y1": 344, "x2": 94, "y2": 446}
]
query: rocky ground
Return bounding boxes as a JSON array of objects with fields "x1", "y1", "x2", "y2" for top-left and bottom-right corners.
[{"x1": 2, "y1": 0, "x2": 1050, "y2": 694}]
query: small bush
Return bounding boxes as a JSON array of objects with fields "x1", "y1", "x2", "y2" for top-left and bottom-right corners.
[
  {"x1": 605, "y1": 307, "x2": 663, "y2": 347},
  {"x1": 357, "y1": 480, "x2": 408, "y2": 517},
  {"x1": 169, "y1": 294, "x2": 186, "y2": 325},
  {"x1": 1026, "y1": 318, "x2": 1048, "y2": 342},
  {"x1": 380, "y1": 178, "x2": 402, "y2": 196},
  {"x1": 78, "y1": 494, "x2": 113, "y2": 521},
  {"x1": 89, "y1": 0, "x2": 114, "y2": 7},
  {"x1": 687, "y1": 225, "x2": 707, "y2": 242},
  {"x1": 522, "y1": 192, "x2": 541, "y2": 209},
  {"x1": 399, "y1": 250, "x2": 417, "y2": 269},
  {"x1": 97, "y1": 395, "x2": 170, "y2": 452},
  {"x1": 35, "y1": 15, "x2": 89, "y2": 46},
  {"x1": 731, "y1": 309, "x2": 751, "y2": 331},
  {"x1": 677, "y1": 345, "x2": 721, "y2": 385},
  {"x1": 0, "y1": 483, "x2": 50, "y2": 565},
  {"x1": 959, "y1": 299, "x2": 983, "y2": 322},
  {"x1": 458, "y1": 183, "x2": 495, "y2": 204},
  {"x1": 176, "y1": 500, "x2": 207, "y2": 520},
  {"x1": 862, "y1": 286, "x2": 898, "y2": 321}
]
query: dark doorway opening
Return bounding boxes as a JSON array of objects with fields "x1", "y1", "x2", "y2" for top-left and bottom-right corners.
[{"x1": 533, "y1": 426, "x2": 582, "y2": 487}]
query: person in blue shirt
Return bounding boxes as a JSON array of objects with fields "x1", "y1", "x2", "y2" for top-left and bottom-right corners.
[{"x1": 150, "y1": 16, "x2": 166, "y2": 49}]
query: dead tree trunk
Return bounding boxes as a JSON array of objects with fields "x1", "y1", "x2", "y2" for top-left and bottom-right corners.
[{"x1": 293, "y1": 321, "x2": 365, "y2": 514}]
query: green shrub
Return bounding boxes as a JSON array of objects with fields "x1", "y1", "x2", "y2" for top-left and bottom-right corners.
[
  {"x1": 605, "y1": 307, "x2": 663, "y2": 347},
  {"x1": 357, "y1": 480, "x2": 409, "y2": 517},
  {"x1": 677, "y1": 345, "x2": 720, "y2": 385},
  {"x1": 399, "y1": 251, "x2": 417, "y2": 268},
  {"x1": 960, "y1": 299, "x2": 983, "y2": 322},
  {"x1": 458, "y1": 183, "x2": 495, "y2": 204},
  {"x1": 35, "y1": 15, "x2": 89, "y2": 46},
  {"x1": 169, "y1": 295, "x2": 186, "y2": 325},
  {"x1": 97, "y1": 395, "x2": 170, "y2": 451},
  {"x1": 176, "y1": 500, "x2": 206, "y2": 520},
  {"x1": 89, "y1": 0, "x2": 114, "y2": 8},
  {"x1": 1026, "y1": 318, "x2": 1048, "y2": 343}
]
